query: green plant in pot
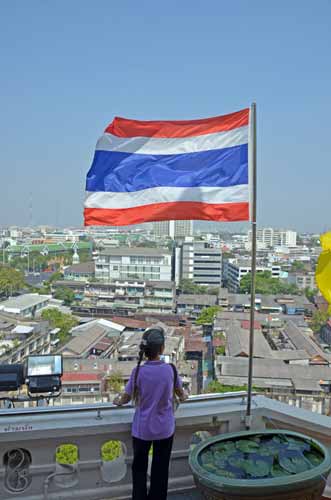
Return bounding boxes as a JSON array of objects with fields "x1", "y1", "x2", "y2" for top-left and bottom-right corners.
[{"x1": 189, "y1": 430, "x2": 331, "y2": 500}]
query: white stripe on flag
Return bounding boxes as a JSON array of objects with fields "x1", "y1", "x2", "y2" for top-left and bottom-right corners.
[
  {"x1": 96, "y1": 126, "x2": 248, "y2": 155},
  {"x1": 85, "y1": 185, "x2": 249, "y2": 209}
]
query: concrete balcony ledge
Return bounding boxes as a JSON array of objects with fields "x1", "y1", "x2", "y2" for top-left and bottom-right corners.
[{"x1": 0, "y1": 393, "x2": 331, "y2": 499}]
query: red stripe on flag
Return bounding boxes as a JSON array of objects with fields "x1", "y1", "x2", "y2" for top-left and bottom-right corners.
[
  {"x1": 84, "y1": 202, "x2": 249, "y2": 226},
  {"x1": 105, "y1": 109, "x2": 249, "y2": 138}
]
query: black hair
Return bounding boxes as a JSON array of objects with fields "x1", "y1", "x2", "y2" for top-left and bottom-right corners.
[{"x1": 132, "y1": 326, "x2": 165, "y2": 406}]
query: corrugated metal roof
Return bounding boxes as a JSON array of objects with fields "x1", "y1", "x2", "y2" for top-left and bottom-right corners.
[
  {"x1": 224, "y1": 320, "x2": 273, "y2": 358},
  {"x1": 177, "y1": 294, "x2": 217, "y2": 306}
]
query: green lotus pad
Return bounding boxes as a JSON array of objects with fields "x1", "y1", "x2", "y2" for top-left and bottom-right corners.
[{"x1": 198, "y1": 433, "x2": 324, "y2": 480}]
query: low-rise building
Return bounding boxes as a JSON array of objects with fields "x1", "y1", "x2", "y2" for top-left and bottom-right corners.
[
  {"x1": 63, "y1": 262, "x2": 95, "y2": 281},
  {"x1": 176, "y1": 294, "x2": 217, "y2": 317},
  {"x1": 218, "y1": 288, "x2": 229, "y2": 308},
  {"x1": 94, "y1": 247, "x2": 172, "y2": 282},
  {"x1": 56, "y1": 278, "x2": 176, "y2": 315},
  {"x1": 60, "y1": 319, "x2": 124, "y2": 358},
  {"x1": 0, "y1": 294, "x2": 52, "y2": 318},
  {"x1": 288, "y1": 271, "x2": 316, "y2": 290},
  {"x1": 223, "y1": 259, "x2": 281, "y2": 292},
  {"x1": 320, "y1": 321, "x2": 331, "y2": 345},
  {"x1": 117, "y1": 327, "x2": 184, "y2": 364},
  {"x1": 216, "y1": 318, "x2": 273, "y2": 358}
]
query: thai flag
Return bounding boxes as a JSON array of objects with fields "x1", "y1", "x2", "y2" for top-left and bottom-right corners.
[{"x1": 84, "y1": 108, "x2": 250, "y2": 226}]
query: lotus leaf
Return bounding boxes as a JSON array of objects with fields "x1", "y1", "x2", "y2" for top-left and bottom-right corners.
[
  {"x1": 215, "y1": 469, "x2": 237, "y2": 478},
  {"x1": 203, "y1": 462, "x2": 219, "y2": 473},
  {"x1": 249, "y1": 453, "x2": 274, "y2": 466},
  {"x1": 228, "y1": 456, "x2": 247, "y2": 469},
  {"x1": 200, "y1": 451, "x2": 214, "y2": 465},
  {"x1": 242, "y1": 458, "x2": 272, "y2": 477},
  {"x1": 251, "y1": 435, "x2": 262, "y2": 443},
  {"x1": 304, "y1": 451, "x2": 323, "y2": 467},
  {"x1": 285, "y1": 437, "x2": 310, "y2": 452},
  {"x1": 236, "y1": 440, "x2": 260, "y2": 453},
  {"x1": 279, "y1": 452, "x2": 310, "y2": 474},
  {"x1": 257, "y1": 445, "x2": 279, "y2": 457},
  {"x1": 211, "y1": 441, "x2": 236, "y2": 454},
  {"x1": 199, "y1": 433, "x2": 322, "y2": 480},
  {"x1": 271, "y1": 464, "x2": 290, "y2": 477}
]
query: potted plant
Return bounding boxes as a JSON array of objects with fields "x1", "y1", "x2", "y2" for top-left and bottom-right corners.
[{"x1": 189, "y1": 429, "x2": 331, "y2": 500}]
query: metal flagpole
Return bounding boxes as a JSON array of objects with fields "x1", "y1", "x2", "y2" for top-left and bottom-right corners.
[{"x1": 246, "y1": 102, "x2": 257, "y2": 428}]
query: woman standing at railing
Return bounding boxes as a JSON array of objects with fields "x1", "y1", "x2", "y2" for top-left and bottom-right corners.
[{"x1": 113, "y1": 326, "x2": 187, "y2": 500}]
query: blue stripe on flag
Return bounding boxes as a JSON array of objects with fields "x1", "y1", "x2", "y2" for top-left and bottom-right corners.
[{"x1": 86, "y1": 143, "x2": 248, "y2": 193}]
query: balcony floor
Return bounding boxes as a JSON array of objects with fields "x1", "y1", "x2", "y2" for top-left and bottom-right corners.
[{"x1": 169, "y1": 490, "x2": 202, "y2": 499}]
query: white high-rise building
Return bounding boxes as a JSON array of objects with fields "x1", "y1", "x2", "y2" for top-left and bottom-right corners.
[
  {"x1": 176, "y1": 241, "x2": 222, "y2": 286},
  {"x1": 153, "y1": 221, "x2": 171, "y2": 238},
  {"x1": 153, "y1": 220, "x2": 193, "y2": 239},
  {"x1": 248, "y1": 228, "x2": 297, "y2": 248}
]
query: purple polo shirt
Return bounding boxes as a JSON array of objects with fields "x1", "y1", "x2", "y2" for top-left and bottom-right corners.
[{"x1": 125, "y1": 360, "x2": 182, "y2": 441}]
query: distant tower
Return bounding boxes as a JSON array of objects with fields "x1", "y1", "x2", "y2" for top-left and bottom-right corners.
[{"x1": 72, "y1": 242, "x2": 80, "y2": 264}]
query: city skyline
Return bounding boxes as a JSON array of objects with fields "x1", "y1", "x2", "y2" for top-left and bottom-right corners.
[{"x1": 1, "y1": 1, "x2": 330, "y2": 232}]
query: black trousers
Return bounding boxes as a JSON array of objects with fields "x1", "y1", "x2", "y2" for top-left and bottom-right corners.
[{"x1": 132, "y1": 435, "x2": 174, "y2": 500}]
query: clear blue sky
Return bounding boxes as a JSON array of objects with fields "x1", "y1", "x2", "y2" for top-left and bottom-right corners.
[{"x1": 1, "y1": 1, "x2": 330, "y2": 232}]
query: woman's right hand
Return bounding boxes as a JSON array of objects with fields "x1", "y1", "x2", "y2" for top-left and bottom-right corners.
[{"x1": 113, "y1": 395, "x2": 122, "y2": 406}]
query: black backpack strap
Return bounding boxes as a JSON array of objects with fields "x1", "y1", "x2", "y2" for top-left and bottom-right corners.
[{"x1": 170, "y1": 363, "x2": 178, "y2": 390}]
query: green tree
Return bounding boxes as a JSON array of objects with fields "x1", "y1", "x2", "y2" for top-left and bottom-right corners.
[
  {"x1": 135, "y1": 240, "x2": 158, "y2": 248},
  {"x1": 41, "y1": 308, "x2": 78, "y2": 343},
  {"x1": 47, "y1": 271, "x2": 63, "y2": 283},
  {"x1": 291, "y1": 260, "x2": 306, "y2": 272},
  {"x1": 310, "y1": 310, "x2": 329, "y2": 333},
  {"x1": 13, "y1": 339, "x2": 21, "y2": 349},
  {"x1": 180, "y1": 279, "x2": 207, "y2": 295},
  {"x1": 54, "y1": 287, "x2": 75, "y2": 305},
  {"x1": 196, "y1": 306, "x2": 220, "y2": 325},
  {"x1": 240, "y1": 271, "x2": 300, "y2": 295},
  {"x1": 0, "y1": 265, "x2": 25, "y2": 296},
  {"x1": 222, "y1": 251, "x2": 235, "y2": 259},
  {"x1": 204, "y1": 380, "x2": 248, "y2": 393},
  {"x1": 37, "y1": 285, "x2": 51, "y2": 295},
  {"x1": 105, "y1": 372, "x2": 124, "y2": 393},
  {"x1": 215, "y1": 345, "x2": 225, "y2": 355},
  {"x1": 305, "y1": 287, "x2": 318, "y2": 303}
]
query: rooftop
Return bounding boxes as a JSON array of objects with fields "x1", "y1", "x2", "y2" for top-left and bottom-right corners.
[
  {"x1": 220, "y1": 319, "x2": 273, "y2": 358},
  {"x1": 71, "y1": 318, "x2": 125, "y2": 335},
  {"x1": 145, "y1": 280, "x2": 175, "y2": 289},
  {"x1": 284, "y1": 319, "x2": 327, "y2": 359},
  {"x1": 218, "y1": 356, "x2": 331, "y2": 389},
  {"x1": 0, "y1": 293, "x2": 51, "y2": 311},
  {"x1": 98, "y1": 247, "x2": 171, "y2": 256},
  {"x1": 177, "y1": 294, "x2": 218, "y2": 306},
  {"x1": 61, "y1": 372, "x2": 103, "y2": 383},
  {"x1": 64, "y1": 261, "x2": 95, "y2": 274},
  {"x1": 60, "y1": 321, "x2": 123, "y2": 357}
]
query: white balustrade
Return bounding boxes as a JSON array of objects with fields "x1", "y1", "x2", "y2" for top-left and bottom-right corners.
[{"x1": 0, "y1": 394, "x2": 331, "y2": 499}]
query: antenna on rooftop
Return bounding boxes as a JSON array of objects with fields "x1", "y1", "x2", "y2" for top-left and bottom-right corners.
[
  {"x1": 29, "y1": 191, "x2": 33, "y2": 228},
  {"x1": 55, "y1": 199, "x2": 60, "y2": 228}
]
